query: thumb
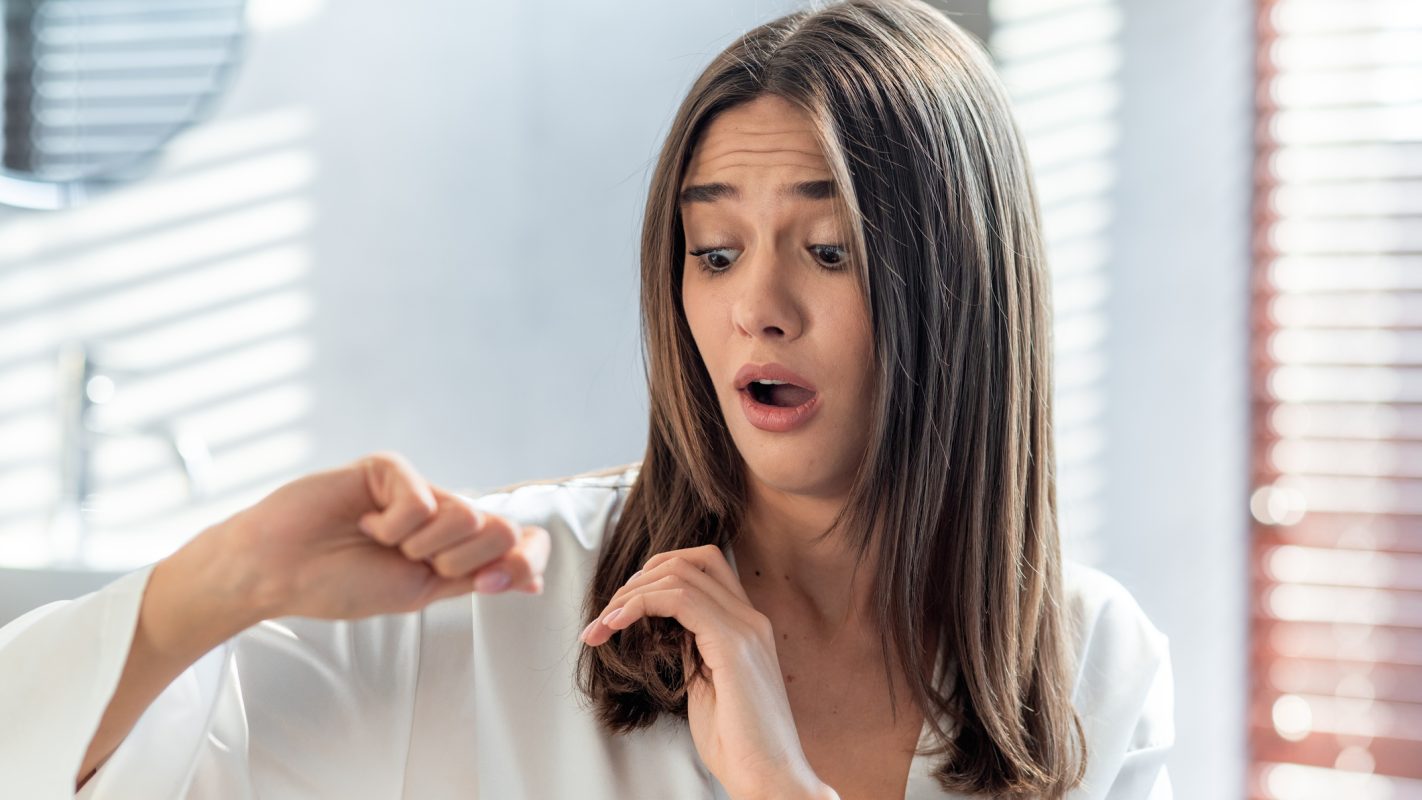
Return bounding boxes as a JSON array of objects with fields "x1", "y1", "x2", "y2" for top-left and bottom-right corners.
[{"x1": 682, "y1": 632, "x2": 713, "y2": 691}]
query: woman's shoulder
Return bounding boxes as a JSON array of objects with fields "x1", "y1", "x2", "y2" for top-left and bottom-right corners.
[
  {"x1": 1059, "y1": 558, "x2": 1170, "y2": 687},
  {"x1": 1058, "y1": 558, "x2": 1175, "y2": 779},
  {"x1": 455, "y1": 461, "x2": 642, "y2": 552},
  {"x1": 1060, "y1": 560, "x2": 1166, "y2": 648},
  {"x1": 466, "y1": 461, "x2": 642, "y2": 497}
]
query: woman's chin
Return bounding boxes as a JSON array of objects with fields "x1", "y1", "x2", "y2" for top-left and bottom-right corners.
[{"x1": 740, "y1": 452, "x2": 856, "y2": 501}]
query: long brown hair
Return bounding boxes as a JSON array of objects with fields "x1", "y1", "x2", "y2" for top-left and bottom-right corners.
[{"x1": 573, "y1": 0, "x2": 1087, "y2": 795}]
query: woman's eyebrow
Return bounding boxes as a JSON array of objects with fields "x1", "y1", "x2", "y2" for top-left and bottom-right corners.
[{"x1": 678, "y1": 179, "x2": 837, "y2": 205}]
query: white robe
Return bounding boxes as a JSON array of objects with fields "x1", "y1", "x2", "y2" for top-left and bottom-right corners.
[{"x1": 0, "y1": 464, "x2": 1174, "y2": 799}]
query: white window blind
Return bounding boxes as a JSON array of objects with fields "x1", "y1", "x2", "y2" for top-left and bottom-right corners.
[
  {"x1": 1250, "y1": 0, "x2": 1422, "y2": 796},
  {"x1": 990, "y1": 0, "x2": 1121, "y2": 565}
]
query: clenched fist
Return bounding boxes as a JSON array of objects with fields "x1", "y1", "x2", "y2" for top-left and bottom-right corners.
[{"x1": 214, "y1": 451, "x2": 550, "y2": 621}]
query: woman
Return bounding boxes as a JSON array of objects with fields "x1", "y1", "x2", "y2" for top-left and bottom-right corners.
[{"x1": 0, "y1": 0, "x2": 1172, "y2": 798}]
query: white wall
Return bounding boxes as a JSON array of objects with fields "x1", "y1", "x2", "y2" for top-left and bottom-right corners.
[
  {"x1": 1093, "y1": 0, "x2": 1253, "y2": 796},
  {"x1": 249, "y1": 0, "x2": 806, "y2": 490}
]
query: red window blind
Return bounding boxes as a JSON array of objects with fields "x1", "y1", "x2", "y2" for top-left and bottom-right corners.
[{"x1": 1250, "y1": 0, "x2": 1422, "y2": 796}]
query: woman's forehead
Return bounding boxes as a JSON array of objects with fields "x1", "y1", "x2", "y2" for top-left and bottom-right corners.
[{"x1": 683, "y1": 98, "x2": 832, "y2": 188}]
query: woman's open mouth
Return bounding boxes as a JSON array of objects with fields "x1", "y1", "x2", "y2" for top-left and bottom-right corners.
[
  {"x1": 747, "y1": 379, "x2": 815, "y2": 408},
  {"x1": 739, "y1": 380, "x2": 820, "y2": 433}
]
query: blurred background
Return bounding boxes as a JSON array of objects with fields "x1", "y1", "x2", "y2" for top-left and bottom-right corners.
[{"x1": 0, "y1": 0, "x2": 1416, "y2": 797}]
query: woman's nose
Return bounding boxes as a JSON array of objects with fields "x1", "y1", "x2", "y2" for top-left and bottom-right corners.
[{"x1": 730, "y1": 250, "x2": 804, "y2": 340}]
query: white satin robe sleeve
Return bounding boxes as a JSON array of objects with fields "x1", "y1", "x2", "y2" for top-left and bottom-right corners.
[{"x1": 0, "y1": 557, "x2": 431, "y2": 800}]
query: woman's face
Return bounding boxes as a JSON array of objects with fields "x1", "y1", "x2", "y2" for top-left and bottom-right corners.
[{"x1": 680, "y1": 94, "x2": 875, "y2": 500}]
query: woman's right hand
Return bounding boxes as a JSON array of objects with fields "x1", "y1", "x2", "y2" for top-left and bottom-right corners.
[{"x1": 210, "y1": 451, "x2": 549, "y2": 622}]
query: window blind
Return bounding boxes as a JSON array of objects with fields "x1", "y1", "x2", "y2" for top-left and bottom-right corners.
[
  {"x1": 989, "y1": 0, "x2": 1121, "y2": 567},
  {"x1": 1250, "y1": 0, "x2": 1422, "y2": 796}
]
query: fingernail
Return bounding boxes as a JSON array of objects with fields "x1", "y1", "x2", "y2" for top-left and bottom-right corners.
[
  {"x1": 474, "y1": 570, "x2": 511, "y2": 593},
  {"x1": 579, "y1": 620, "x2": 596, "y2": 642},
  {"x1": 602, "y1": 607, "x2": 623, "y2": 626}
]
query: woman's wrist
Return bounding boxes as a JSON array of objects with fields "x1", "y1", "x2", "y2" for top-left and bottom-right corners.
[{"x1": 154, "y1": 517, "x2": 281, "y2": 647}]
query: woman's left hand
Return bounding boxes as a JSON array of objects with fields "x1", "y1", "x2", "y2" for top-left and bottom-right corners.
[{"x1": 580, "y1": 544, "x2": 835, "y2": 800}]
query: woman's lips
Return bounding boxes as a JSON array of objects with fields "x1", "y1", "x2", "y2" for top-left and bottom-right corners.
[
  {"x1": 739, "y1": 387, "x2": 821, "y2": 433},
  {"x1": 733, "y1": 362, "x2": 818, "y2": 393}
]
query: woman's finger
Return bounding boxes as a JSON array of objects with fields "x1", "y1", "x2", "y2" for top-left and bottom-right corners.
[
  {"x1": 357, "y1": 452, "x2": 438, "y2": 545},
  {"x1": 424, "y1": 515, "x2": 520, "y2": 580},
  {"x1": 583, "y1": 565, "x2": 767, "y2": 649},
  {"x1": 590, "y1": 579, "x2": 736, "y2": 648},
  {"x1": 472, "y1": 525, "x2": 551, "y2": 594},
  {"x1": 639, "y1": 544, "x2": 749, "y2": 604},
  {"x1": 400, "y1": 493, "x2": 505, "y2": 561},
  {"x1": 599, "y1": 554, "x2": 750, "y2": 630},
  {"x1": 420, "y1": 525, "x2": 550, "y2": 602},
  {"x1": 681, "y1": 631, "x2": 715, "y2": 693}
]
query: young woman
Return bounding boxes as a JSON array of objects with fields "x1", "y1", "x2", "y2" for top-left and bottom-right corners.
[{"x1": 0, "y1": 1, "x2": 1172, "y2": 798}]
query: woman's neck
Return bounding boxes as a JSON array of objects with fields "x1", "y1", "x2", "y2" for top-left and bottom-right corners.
[{"x1": 732, "y1": 478, "x2": 876, "y2": 643}]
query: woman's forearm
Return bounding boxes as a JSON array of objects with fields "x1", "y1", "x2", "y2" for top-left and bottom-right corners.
[{"x1": 75, "y1": 522, "x2": 269, "y2": 792}]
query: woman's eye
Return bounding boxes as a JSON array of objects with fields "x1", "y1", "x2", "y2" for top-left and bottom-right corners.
[
  {"x1": 811, "y1": 244, "x2": 848, "y2": 269},
  {"x1": 688, "y1": 247, "x2": 738, "y2": 274},
  {"x1": 687, "y1": 244, "x2": 847, "y2": 274}
]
